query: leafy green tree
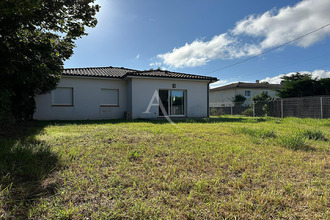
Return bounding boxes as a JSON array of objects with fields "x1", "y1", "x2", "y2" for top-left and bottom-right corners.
[
  {"x1": 230, "y1": 94, "x2": 246, "y2": 107},
  {"x1": 318, "y1": 78, "x2": 330, "y2": 95},
  {"x1": 252, "y1": 92, "x2": 273, "y2": 102},
  {"x1": 0, "y1": 0, "x2": 99, "y2": 122},
  {"x1": 252, "y1": 92, "x2": 273, "y2": 116},
  {"x1": 277, "y1": 72, "x2": 330, "y2": 98}
]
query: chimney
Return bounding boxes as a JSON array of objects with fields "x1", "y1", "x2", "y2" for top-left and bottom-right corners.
[{"x1": 256, "y1": 80, "x2": 259, "y2": 83}]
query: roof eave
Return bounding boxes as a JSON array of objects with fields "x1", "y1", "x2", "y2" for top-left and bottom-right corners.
[
  {"x1": 123, "y1": 74, "x2": 217, "y2": 81},
  {"x1": 62, "y1": 74, "x2": 123, "y2": 79}
]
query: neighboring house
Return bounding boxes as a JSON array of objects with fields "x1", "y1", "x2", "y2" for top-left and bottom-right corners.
[
  {"x1": 209, "y1": 80, "x2": 282, "y2": 107},
  {"x1": 34, "y1": 66, "x2": 217, "y2": 120}
]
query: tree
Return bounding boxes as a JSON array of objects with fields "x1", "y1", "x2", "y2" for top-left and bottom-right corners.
[
  {"x1": 0, "y1": 0, "x2": 99, "y2": 123},
  {"x1": 230, "y1": 94, "x2": 246, "y2": 107},
  {"x1": 277, "y1": 72, "x2": 330, "y2": 98},
  {"x1": 251, "y1": 92, "x2": 273, "y2": 116},
  {"x1": 318, "y1": 78, "x2": 330, "y2": 95},
  {"x1": 251, "y1": 92, "x2": 273, "y2": 103}
]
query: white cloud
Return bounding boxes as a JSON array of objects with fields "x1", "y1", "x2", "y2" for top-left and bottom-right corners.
[
  {"x1": 261, "y1": 69, "x2": 330, "y2": 84},
  {"x1": 157, "y1": 34, "x2": 237, "y2": 68},
  {"x1": 232, "y1": 0, "x2": 330, "y2": 49},
  {"x1": 155, "y1": 0, "x2": 330, "y2": 68},
  {"x1": 149, "y1": 62, "x2": 162, "y2": 67},
  {"x1": 136, "y1": 54, "x2": 140, "y2": 59},
  {"x1": 210, "y1": 80, "x2": 228, "y2": 88}
]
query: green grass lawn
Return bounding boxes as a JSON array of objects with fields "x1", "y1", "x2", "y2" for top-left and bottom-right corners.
[{"x1": 0, "y1": 116, "x2": 329, "y2": 219}]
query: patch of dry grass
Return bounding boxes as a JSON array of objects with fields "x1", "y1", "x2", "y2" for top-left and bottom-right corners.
[{"x1": 0, "y1": 117, "x2": 329, "y2": 219}]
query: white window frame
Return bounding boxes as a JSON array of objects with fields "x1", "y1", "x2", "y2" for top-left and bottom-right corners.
[
  {"x1": 244, "y1": 90, "x2": 251, "y2": 97},
  {"x1": 52, "y1": 87, "x2": 74, "y2": 106},
  {"x1": 100, "y1": 88, "x2": 119, "y2": 107}
]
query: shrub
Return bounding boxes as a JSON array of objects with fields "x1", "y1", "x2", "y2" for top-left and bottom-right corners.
[
  {"x1": 241, "y1": 108, "x2": 253, "y2": 117},
  {"x1": 230, "y1": 94, "x2": 246, "y2": 107},
  {"x1": 210, "y1": 108, "x2": 225, "y2": 116},
  {"x1": 252, "y1": 92, "x2": 273, "y2": 102}
]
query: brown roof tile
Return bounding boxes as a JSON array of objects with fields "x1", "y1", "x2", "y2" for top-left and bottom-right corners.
[
  {"x1": 63, "y1": 66, "x2": 133, "y2": 78},
  {"x1": 126, "y1": 70, "x2": 217, "y2": 81},
  {"x1": 63, "y1": 66, "x2": 217, "y2": 81}
]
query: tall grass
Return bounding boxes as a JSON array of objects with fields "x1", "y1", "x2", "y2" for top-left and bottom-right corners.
[
  {"x1": 0, "y1": 117, "x2": 329, "y2": 219},
  {"x1": 277, "y1": 133, "x2": 308, "y2": 150},
  {"x1": 301, "y1": 128, "x2": 327, "y2": 141},
  {"x1": 236, "y1": 127, "x2": 277, "y2": 139}
]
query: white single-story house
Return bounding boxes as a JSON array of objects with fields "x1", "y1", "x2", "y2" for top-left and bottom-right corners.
[
  {"x1": 34, "y1": 66, "x2": 218, "y2": 120},
  {"x1": 210, "y1": 80, "x2": 282, "y2": 107}
]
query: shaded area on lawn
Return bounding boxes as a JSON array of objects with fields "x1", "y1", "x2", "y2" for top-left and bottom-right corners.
[{"x1": 0, "y1": 122, "x2": 59, "y2": 218}]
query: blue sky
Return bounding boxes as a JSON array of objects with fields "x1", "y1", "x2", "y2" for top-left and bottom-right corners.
[{"x1": 64, "y1": 0, "x2": 330, "y2": 87}]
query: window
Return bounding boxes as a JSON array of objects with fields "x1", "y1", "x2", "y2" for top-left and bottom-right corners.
[
  {"x1": 262, "y1": 90, "x2": 269, "y2": 95},
  {"x1": 245, "y1": 90, "x2": 251, "y2": 97},
  {"x1": 159, "y1": 90, "x2": 185, "y2": 116},
  {"x1": 100, "y1": 89, "x2": 119, "y2": 106},
  {"x1": 52, "y1": 87, "x2": 73, "y2": 106}
]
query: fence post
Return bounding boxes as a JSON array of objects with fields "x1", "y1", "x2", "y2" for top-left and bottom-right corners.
[
  {"x1": 320, "y1": 97, "x2": 323, "y2": 119},
  {"x1": 281, "y1": 99, "x2": 284, "y2": 118},
  {"x1": 231, "y1": 106, "x2": 233, "y2": 115},
  {"x1": 252, "y1": 101, "x2": 255, "y2": 117}
]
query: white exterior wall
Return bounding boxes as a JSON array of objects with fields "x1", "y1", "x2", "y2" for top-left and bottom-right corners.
[
  {"x1": 34, "y1": 77, "x2": 127, "y2": 120},
  {"x1": 126, "y1": 79, "x2": 133, "y2": 113},
  {"x1": 34, "y1": 76, "x2": 210, "y2": 120},
  {"x1": 129, "y1": 78, "x2": 209, "y2": 119},
  {"x1": 210, "y1": 88, "x2": 279, "y2": 107},
  {"x1": 210, "y1": 89, "x2": 236, "y2": 107}
]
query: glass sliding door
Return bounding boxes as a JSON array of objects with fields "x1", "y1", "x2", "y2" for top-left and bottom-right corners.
[
  {"x1": 159, "y1": 89, "x2": 185, "y2": 117},
  {"x1": 170, "y1": 90, "x2": 184, "y2": 116},
  {"x1": 159, "y1": 90, "x2": 169, "y2": 116}
]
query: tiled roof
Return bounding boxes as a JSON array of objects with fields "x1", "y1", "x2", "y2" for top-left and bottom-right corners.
[
  {"x1": 63, "y1": 66, "x2": 217, "y2": 81},
  {"x1": 211, "y1": 82, "x2": 282, "y2": 91},
  {"x1": 63, "y1": 66, "x2": 133, "y2": 78},
  {"x1": 126, "y1": 70, "x2": 217, "y2": 81}
]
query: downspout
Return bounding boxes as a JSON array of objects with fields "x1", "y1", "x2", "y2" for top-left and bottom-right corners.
[{"x1": 207, "y1": 82, "x2": 210, "y2": 118}]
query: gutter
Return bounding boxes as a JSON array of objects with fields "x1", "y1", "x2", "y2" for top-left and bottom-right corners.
[
  {"x1": 206, "y1": 78, "x2": 218, "y2": 118},
  {"x1": 207, "y1": 78, "x2": 217, "y2": 117},
  {"x1": 207, "y1": 82, "x2": 210, "y2": 117}
]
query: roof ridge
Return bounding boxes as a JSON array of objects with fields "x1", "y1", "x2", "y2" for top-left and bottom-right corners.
[
  {"x1": 62, "y1": 66, "x2": 217, "y2": 81},
  {"x1": 63, "y1": 66, "x2": 137, "y2": 71}
]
